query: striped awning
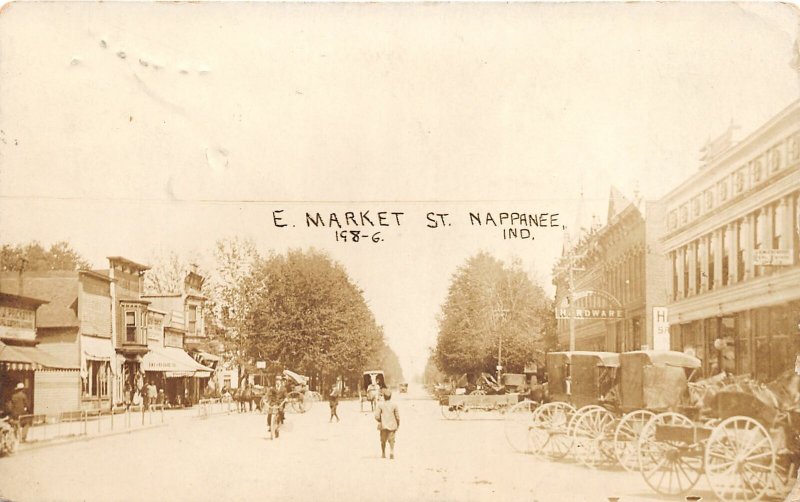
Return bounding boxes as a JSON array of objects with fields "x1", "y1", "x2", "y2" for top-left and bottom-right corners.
[
  {"x1": 143, "y1": 346, "x2": 214, "y2": 378},
  {"x1": 0, "y1": 341, "x2": 78, "y2": 371}
]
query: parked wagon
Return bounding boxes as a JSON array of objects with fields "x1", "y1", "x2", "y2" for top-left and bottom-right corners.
[
  {"x1": 636, "y1": 370, "x2": 799, "y2": 500},
  {"x1": 602, "y1": 350, "x2": 702, "y2": 471},
  {"x1": 526, "y1": 351, "x2": 620, "y2": 461}
]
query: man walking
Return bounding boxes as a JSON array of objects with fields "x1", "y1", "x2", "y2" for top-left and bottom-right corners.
[
  {"x1": 374, "y1": 388, "x2": 400, "y2": 459},
  {"x1": 329, "y1": 383, "x2": 341, "y2": 423}
]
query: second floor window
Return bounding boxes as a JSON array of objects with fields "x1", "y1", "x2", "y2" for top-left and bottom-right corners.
[
  {"x1": 125, "y1": 311, "x2": 136, "y2": 342},
  {"x1": 187, "y1": 306, "x2": 197, "y2": 334}
]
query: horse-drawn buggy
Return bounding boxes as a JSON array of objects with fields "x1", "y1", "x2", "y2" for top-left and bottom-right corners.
[
  {"x1": 360, "y1": 370, "x2": 386, "y2": 412},
  {"x1": 635, "y1": 369, "x2": 799, "y2": 500},
  {"x1": 282, "y1": 370, "x2": 313, "y2": 413},
  {"x1": 523, "y1": 351, "x2": 620, "y2": 460}
]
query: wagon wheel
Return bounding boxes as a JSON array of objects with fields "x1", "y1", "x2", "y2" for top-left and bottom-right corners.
[
  {"x1": 528, "y1": 402, "x2": 575, "y2": 460},
  {"x1": 441, "y1": 402, "x2": 463, "y2": 420},
  {"x1": 637, "y1": 412, "x2": 703, "y2": 497},
  {"x1": 302, "y1": 391, "x2": 315, "y2": 411},
  {"x1": 614, "y1": 410, "x2": 656, "y2": 472},
  {"x1": 287, "y1": 391, "x2": 306, "y2": 413},
  {"x1": 571, "y1": 405, "x2": 616, "y2": 468},
  {"x1": 705, "y1": 415, "x2": 775, "y2": 502},
  {"x1": 504, "y1": 400, "x2": 538, "y2": 453}
]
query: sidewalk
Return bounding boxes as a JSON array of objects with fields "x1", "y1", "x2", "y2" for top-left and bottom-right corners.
[{"x1": 16, "y1": 403, "x2": 237, "y2": 454}]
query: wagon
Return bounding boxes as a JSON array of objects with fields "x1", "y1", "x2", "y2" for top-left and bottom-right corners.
[
  {"x1": 636, "y1": 371, "x2": 799, "y2": 500},
  {"x1": 526, "y1": 351, "x2": 620, "y2": 461},
  {"x1": 439, "y1": 371, "x2": 523, "y2": 419},
  {"x1": 601, "y1": 350, "x2": 702, "y2": 471},
  {"x1": 359, "y1": 370, "x2": 386, "y2": 412}
]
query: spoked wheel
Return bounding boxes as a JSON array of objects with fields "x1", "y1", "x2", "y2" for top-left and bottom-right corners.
[
  {"x1": 527, "y1": 402, "x2": 576, "y2": 460},
  {"x1": 614, "y1": 410, "x2": 656, "y2": 472},
  {"x1": 637, "y1": 412, "x2": 703, "y2": 497},
  {"x1": 441, "y1": 402, "x2": 463, "y2": 420},
  {"x1": 287, "y1": 391, "x2": 307, "y2": 413},
  {"x1": 504, "y1": 400, "x2": 538, "y2": 453},
  {"x1": 705, "y1": 415, "x2": 775, "y2": 501},
  {"x1": 570, "y1": 405, "x2": 616, "y2": 468}
]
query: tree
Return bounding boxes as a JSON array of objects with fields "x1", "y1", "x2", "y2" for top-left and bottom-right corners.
[
  {"x1": 434, "y1": 252, "x2": 551, "y2": 377},
  {"x1": 367, "y1": 342, "x2": 405, "y2": 386},
  {"x1": 0, "y1": 241, "x2": 91, "y2": 271},
  {"x1": 144, "y1": 251, "x2": 193, "y2": 294},
  {"x1": 240, "y1": 248, "x2": 385, "y2": 386}
]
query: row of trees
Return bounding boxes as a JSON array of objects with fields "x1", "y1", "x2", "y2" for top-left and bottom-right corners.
[{"x1": 431, "y1": 252, "x2": 557, "y2": 381}]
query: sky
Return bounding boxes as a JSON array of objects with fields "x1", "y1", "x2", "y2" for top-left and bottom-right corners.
[{"x1": 1, "y1": 2, "x2": 798, "y2": 379}]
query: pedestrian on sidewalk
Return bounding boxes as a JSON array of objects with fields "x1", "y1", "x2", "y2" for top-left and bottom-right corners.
[
  {"x1": 374, "y1": 388, "x2": 400, "y2": 459},
  {"x1": 329, "y1": 384, "x2": 341, "y2": 423},
  {"x1": 146, "y1": 382, "x2": 157, "y2": 411},
  {"x1": 9, "y1": 383, "x2": 29, "y2": 441}
]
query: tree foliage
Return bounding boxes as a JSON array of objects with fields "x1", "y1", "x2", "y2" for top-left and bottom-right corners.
[
  {"x1": 434, "y1": 252, "x2": 553, "y2": 376},
  {"x1": 1, "y1": 241, "x2": 91, "y2": 271},
  {"x1": 240, "y1": 248, "x2": 385, "y2": 382}
]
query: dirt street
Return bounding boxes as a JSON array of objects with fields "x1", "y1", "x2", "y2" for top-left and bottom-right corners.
[{"x1": 0, "y1": 387, "x2": 718, "y2": 501}]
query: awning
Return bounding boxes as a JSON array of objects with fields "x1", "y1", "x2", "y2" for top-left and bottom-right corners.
[
  {"x1": 283, "y1": 369, "x2": 309, "y2": 385},
  {"x1": 0, "y1": 341, "x2": 78, "y2": 371},
  {"x1": 143, "y1": 346, "x2": 214, "y2": 378},
  {"x1": 82, "y1": 335, "x2": 115, "y2": 361}
]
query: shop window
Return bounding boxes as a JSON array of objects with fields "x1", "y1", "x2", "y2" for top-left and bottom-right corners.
[
  {"x1": 83, "y1": 360, "x2": 110, "y2": 398},
  {"x1": 754, "y1": 212, "x2": 763, "y2": 278},
  {"x1": 754, "y1": 308, "x2": 770, "y2": 381},
  {"x1": 125, "y1": 311, "x2": 137, "y2": 342},
  {"x1": 770, "y1": 307, "x2": 792, "y2": 380},
  {"x1": 721, "y1": 228, "x2": 729, "y2": 287},
  {"x1": 735, "y1": 313, "x2": 751, "y2": 376},
  {"x1": 772, "y1": 203, "x2": 781, "y2": 250},
  {"x1": 682, "y1": 248, "x2": 689, "y2": 299}
]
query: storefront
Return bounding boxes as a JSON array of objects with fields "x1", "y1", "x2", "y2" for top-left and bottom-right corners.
[{"x1": 142, "y1": 345, "x2": 213, "y2": 406}]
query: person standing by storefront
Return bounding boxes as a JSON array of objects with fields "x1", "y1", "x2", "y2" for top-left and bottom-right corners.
[
  {"x1": 9, "y1": 383, "x2": 29, "y2": 442},
  {"x1": 146, "y1": 382, "x2": 157, "y2": 410}
]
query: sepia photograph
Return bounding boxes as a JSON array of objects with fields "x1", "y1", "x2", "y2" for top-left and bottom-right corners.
[{"x1": 0, "y1": 2, "x2": 799, "y2": 501}]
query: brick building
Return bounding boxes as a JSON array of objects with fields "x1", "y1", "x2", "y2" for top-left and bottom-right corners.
[{"x1": 553, "y1": 188, "x2": 667, "y2": 352}]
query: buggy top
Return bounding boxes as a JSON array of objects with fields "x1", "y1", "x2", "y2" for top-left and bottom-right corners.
[{"x1": 618, "y1": 350, "x2": 701, "y2": 412}]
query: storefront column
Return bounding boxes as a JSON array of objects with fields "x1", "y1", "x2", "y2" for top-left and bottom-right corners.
[
  {"x1": 744, "y1": 213, "x2": 755, "y2": 279},
  {"x1": 699, "y1": 235, "x2": 709, "y2": 292},
  {"x1": 676, "y1": 246, "x2": 686, "y2": 299},
  {"x1": 780, "y1": 195, "x2": 793, "y2": 251},
  {"x1": 728, "y1": 222, "x2": 738, "y2": 285},
  {"x1": 688, "y1": 241, "x2": 697, "y2": 296},
  {"x1": 760, "y1": 205, "x2": 773, "y2": 276},
  {"x1": 668, "y1": 251, "x2": 676, "y2": 301},
  {"x1": 713, "y1": 228, "x2": 724, "y2": 289}
]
